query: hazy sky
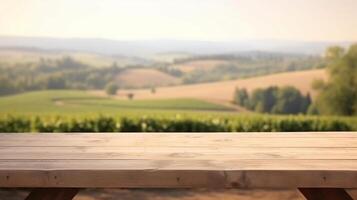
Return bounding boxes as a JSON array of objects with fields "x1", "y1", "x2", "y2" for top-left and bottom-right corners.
[{"x1": 1, "y1": 0, "x2": 357, "y2": 41}]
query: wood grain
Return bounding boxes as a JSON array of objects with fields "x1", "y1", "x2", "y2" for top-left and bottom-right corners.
[{"x1": 0, "y1": 133, "x2": 357, "y2": 189}]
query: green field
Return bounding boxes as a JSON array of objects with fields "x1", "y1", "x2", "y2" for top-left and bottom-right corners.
[
  {"x1": 1, "y1": 90, "x2": 356, "y2": 132},
  {"x1": 0, "y1": 90, "x2": 233, "y2": 117}
]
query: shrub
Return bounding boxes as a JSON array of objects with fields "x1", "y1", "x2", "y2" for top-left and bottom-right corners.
[
  {"x1": 0, "y1": 115, "x2": 353, "y2": 133},
  {"x1": 105, "y1": 83, "x2": 118, "y2": 96}
]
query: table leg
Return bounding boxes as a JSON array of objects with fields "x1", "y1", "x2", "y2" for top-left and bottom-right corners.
[
  {"x1": 25, "y1": 188, "x2": 80, "y2": 200},
  {"x1": 298, "y1": 188, "x2": 353, "y2": 200}
]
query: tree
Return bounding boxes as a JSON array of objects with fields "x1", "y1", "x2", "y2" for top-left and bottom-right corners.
[
  {"x1": 250, "y1": 87, "x2": 277, "y2": 113},
  {"x1": 127, "y1": 93, "x2": 134, "y2": 100},
  {"x1": 86, "y1": 73, "x2": 109, "y2": 89},
  {"x1": 301, "y1": 93, "x2": 312, "y2": 113},
  {"x1": 233, "y1": 88, "x2": 248, "y2": 106},
  {"x1": 307, "y1": 103, "x2": 319, "y2": 115},
  {"x1": 0, "y1": 76, "x2": 15, "y2": 96},
  {"x1": 325, "y1": 46, "x2": 345, "y2": 60},
  {"x1": 313, "y1": 45, "x2": 357, "y2": 115},
  {"x1": 272, "y1": 86, "x2": 306, "y2": 114},
  {"x1": 44, "y1": 75, "x2": 66, "y2": 89},
  {"x1": 105, "y1": 83, "x2": 118, "y2": 96},
  {"x1": 151, "y1": 87, "x2": 156, "y2": 94},
  {"x1": 234, "y1": 86, "x2": 311, "y2": 114}
]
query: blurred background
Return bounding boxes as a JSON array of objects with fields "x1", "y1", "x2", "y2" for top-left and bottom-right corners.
[{"x1": 0, "y1": 0, "x2": 357, "y2": 199}]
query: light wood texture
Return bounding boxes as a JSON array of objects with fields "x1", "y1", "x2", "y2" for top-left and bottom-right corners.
[{"x1": 1, "y1": 133, "x2": 357, "y2": 189}]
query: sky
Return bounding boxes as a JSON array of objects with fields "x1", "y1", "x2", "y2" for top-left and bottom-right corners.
[{"x1": 0, "y1": 0, "x2": 356, "y2": 42}]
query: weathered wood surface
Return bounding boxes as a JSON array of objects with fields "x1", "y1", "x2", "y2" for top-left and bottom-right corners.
[{"x1": 1, "y1": 133, "x2": 357, "y2": 189}]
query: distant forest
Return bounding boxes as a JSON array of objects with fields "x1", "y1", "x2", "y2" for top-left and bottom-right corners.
[
  {"x1": 171, "y1": 52, "x2": 325, "y2": 83},
  {"x1": 0, "y1": 57, "x2": 122, "y2": 96},
  {"x1": 0, "y1": 51, "x2": 325, "y2": 96}
]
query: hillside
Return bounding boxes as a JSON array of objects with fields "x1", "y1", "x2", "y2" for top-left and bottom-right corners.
[
  {"x1": 0, "y1": 90, "x2": 232, "y2": 116},
  {"x1": 0, "y1": 47, "x2": 150, "y2": 67},
  {"x1": 107, "y1": 69, "x2": 326, "y2": 105},
  {"x1": 0, "y1": 47, "x2": 326, "y2": 88},
  {"x1": 150, "y1": 52, "x2": 193, "y2": 63},
  {"x1": 0, "y1": 47, "x2": 327, "y2": 93},
  {"x1": 171, "y1": 60, "x2": 228, "y2": 73},
  {"x1": 168, "y1": 52, "x2": 325, "y2": 84},
  {"x1": 115, "y1": 68, "x2": 181, "y2": 88}
]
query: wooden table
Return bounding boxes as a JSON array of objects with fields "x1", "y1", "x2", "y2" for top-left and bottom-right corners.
[{"x1": 0, "y1": 133, "x2": 357, "y2": 200}]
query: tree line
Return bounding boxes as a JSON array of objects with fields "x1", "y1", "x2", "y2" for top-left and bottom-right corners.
[
  {"x1": 175, "y1": 52, "x2": 324, "y2": 84},
  {"x1": 312, "y1": 45, "x2": 357, "y2": 116},
  {"x1": 0, "y1": 57, "x2": 122, "y2": 96},
  {"x1": 233, "y1": 44, "x2": 357, "y2": 116},
  {"x1": 234, "y1": 86, "x2": 312, "y2": 114}
]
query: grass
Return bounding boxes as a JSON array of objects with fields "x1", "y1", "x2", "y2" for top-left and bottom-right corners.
[
  {"x1": 0, "y1": 90, "x2": 234, "y2": 117},
  {"x1": 1, "y1": 90, "x2": 357, "y2": 132}
]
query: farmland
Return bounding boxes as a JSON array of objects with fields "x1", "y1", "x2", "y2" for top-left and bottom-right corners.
[
  {"x1": 115, "y1": 68, "x2": 180, "y2": 88},
  {"x1": 171, "y1": 60, "x2": 228, "y2": 73},
  {"x1": 0, "y1": 68, "x2": 327, "y2": 117},
  {"x1": 0, "y1": 46, "x2": 354, "y2": 133},
  {"x1": 0, "y1": 47, "x2": 150, "y2": 67},
  {"x1": 102, "y1": 69, "x2": 326, "y2": 106},
  {"x1": 0, "y1": 90, "x2": 356, "y2": 133},
  {"x1": 0, "y1": 90, "x2": 233, "y2": 117}
]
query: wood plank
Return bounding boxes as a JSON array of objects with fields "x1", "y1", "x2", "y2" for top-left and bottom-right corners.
[
  {"x1": 2, "y1": 159, "x2": 357, "y2": 170},
  {"x1": 2, "y1": 132, "x2": 357, "y2": 141},
  {"x1": 2, "y1": 132, "x2": 357, "y2": 138},
  {"x1": 1, "y1": 147, "x2": 357, "y2": 160},
  {"x1": 1, "y1": 133, "x2": 357, "y2": 147},
  {"x1": 1, "y1": 133, "x2": 357, "y2": 189},
  {"x1": 1, "y1": 159, "x2": 357, "y2": 188}
]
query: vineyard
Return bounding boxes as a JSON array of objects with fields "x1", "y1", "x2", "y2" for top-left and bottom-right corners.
[{"x1": 0, "y1": 114, "x2": 355, "y2": 132}]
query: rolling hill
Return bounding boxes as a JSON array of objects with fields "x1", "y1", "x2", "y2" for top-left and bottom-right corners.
[
  {"x1": 101, "y1": 69, "x2": 326, "y2": 106},
  {"x1": 0, "y1": 90, "x2": 232, "y2": 116},
  {"x1": 0, "y1": 47, "x2": 151, "y2": 67},
  {"x1": 115, "y1": 68, "x2": 180, "y2": 88},
  {"x1": 171, "y1": 60, "x2": 228, "y2": 73}
]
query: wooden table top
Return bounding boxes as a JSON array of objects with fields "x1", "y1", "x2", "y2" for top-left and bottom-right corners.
[{"x1": 1, "y1": 132, "x2": 357, "y2": 189}]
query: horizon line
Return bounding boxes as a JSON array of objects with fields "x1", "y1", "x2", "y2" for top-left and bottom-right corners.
[{"x1": 0, "y1": 34, "x2": 355, "y2": 44}]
